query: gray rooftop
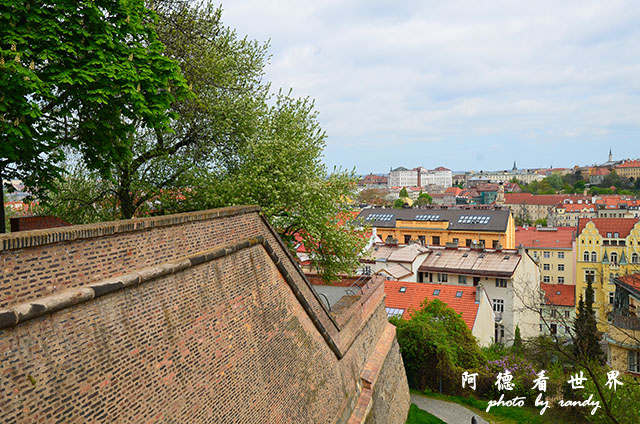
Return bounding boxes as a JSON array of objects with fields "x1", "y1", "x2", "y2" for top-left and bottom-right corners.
[
  {"x1": 358, "y1": 207, "x2": 511, "y2": 232},
  {"x1": 418, "y1": 248, "x2": 521, "y2": 278}
]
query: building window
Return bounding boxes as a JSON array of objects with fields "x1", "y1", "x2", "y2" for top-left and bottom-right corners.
[
  {"x1": 609, "y1": 292, "x2": 615, "y2": 304},
  {"x1": 565, "y1": 310, "x2": 570, "y2": 319},
  {"x1": 558, "y1": 277, "x2": 564, "y2": 284},
  {"x1": 458, "y1": 275, "x2": 467, "y2": 284},
  {"x1": 496, "y1": 278, "x2": 507, "y2": 288},
  {"x1": 404, "y1": 235, "x2": 411, "y2": 244},
  {"x1": 456, "y1": 291, "x2": 463, "y2": 298},
  {"x1": 418, "y1": 235, "x2": 425, "y2": 245},
  {"x1": 607, "y1": 232, "x2": 612, "y2": 238},
  {"x1": 386, "y1": 308, "x2": 405, "y2": 318},
  {"x1": 583, "y1": 251, "x2": 590, "y2": 261},
  {"x1": 493, "y1": 240, "x2": 499, "y2": 249},
  {"x1": 629, "y1": 351, "x2": 640, "y2": 373},
  {"x1": 614, "y1": 232, "x2": 619, "y2": 238},
  {"x1": 550, "y1": 323, "x2": 557, "y2": 335},
  {"x1": 433, "y1": 289, "x2": 440, "y2": 296},
  {"x1": 585, "y1": 269, "x2": 596, "y2": 284},
  {"x1": 466, "y1": 239, "x2": 472, "y2": 247},
  {"x1": 558, "y1": 252, "x2": 565, "y2": 259},
  {"x1": 558, "y1": 264, "x2": 564, "y2": 271},
  {"x1": 591, "y1": 252, "x2": 597, "y2": 262},
  {"x1": 551, "y1": 309, "x2": 557, "y2": 318},
  {"x1": 543, "y1": 264, "x2": 550, "y2": 270},
  {"x1": 493, "y1": 299, "x2": 504, "y2": 313},
  {"x1": 543, "y1": 251, "x2": 550, "y2": 258},
  {"x1": 543, "y1": 276, "x2": 550, "y2": 283},
  {"x1": 438, "y1": 273, "x2": 448, "y2": 283},
  {"x1": 611, "y1": 252, "x2": 618, "y2": 265},
  {"x1": 632, "y1": 253, "x2": 639, "y2": 264},
  {"x1": 432, "y1": 236, "x2": 440, "y2": 245},
  {"x1": 453, "y1": 238, "x2": 459, "y2": 244}
]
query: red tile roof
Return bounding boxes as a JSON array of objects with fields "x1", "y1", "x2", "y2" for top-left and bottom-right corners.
[
  {"x1": 540, "y1": 282, "x2": 575, "y2": 307},
  {"x1": 383, "y1": 281, "x2": 480, "y2": 329},
  {"x1": 444, "y1": 187, "x2": 463, "y2": 196},
  {"x1": 434, "y1": 166, "x2": 451, "y2": 171},
  {"x1": 559, "y1": 204, "x2": 596, "y2": 212},
  {"x1": 617, "y1": 274, "x2": 640, "y2": 291},
  {"x1": 515, "y1": 226, "x2": 575, "y2": 248},
  {"x1": 591, "y1": 168, "x2": 610, "y2": 176},
  {"x1": 359, "y1": 174, "x2": 388, "y2": 184},
  {"x1": 616, "y1": 160, "x2": 640, "y2": 169},
  {"x1": 578, "y1": 218, "x2": 639, "y2": 238},
  {"x1": 505, "y1": 193, "x2": 590, "y2": 205}
]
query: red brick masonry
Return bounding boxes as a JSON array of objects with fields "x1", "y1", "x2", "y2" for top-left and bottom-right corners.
[{"x1": 0, "y1": 206, "x2": 409, "y2": 423}]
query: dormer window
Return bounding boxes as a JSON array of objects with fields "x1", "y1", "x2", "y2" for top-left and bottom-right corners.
[
  {"x1": 607, "y1": 232, "x2": 612, "y2": 238},
  {"x1": 614, "y1": 232, "x2": 619, "y2": 238}
]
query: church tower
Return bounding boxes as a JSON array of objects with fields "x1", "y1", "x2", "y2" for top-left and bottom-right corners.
[
  {"x1": 608, "y1": 149, "x2": 613, "y2": 163},
  {"x1": 512, "y1": 161, "x2": 517, "y2": 171}
]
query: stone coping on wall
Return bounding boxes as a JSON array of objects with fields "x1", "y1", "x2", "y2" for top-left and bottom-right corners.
[
  {"x1": 0, "y1": 232, "x2": 384, "y2": 362},
  {"x1": 0, "y1": 205, "x2": 261, "y2": 252}
]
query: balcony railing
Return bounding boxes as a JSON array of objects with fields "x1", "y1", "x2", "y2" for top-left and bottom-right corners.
[{"x1": 612, "y1": 314, "x2": 640, "y2": 331}]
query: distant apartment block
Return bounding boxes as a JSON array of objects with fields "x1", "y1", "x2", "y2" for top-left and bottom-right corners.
[
  {"x1": 515, "y1": 226, "x2": 576, "y2": 285},
  {"x1": 388, "y1": 166, "x2": 452, "y2": 188},
  {"x1": 466, "y1": 167, "x2": 545, "y2": 186},
  {"x1": 615, "y1": 159, "x2": 640, "y2": 179},
  {"x1": 549, "y1": 203, "x2": 596, "y2": 227}
]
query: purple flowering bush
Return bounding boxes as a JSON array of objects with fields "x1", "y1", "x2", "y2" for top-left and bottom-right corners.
[{"x1": 479, "y1": 354, "x2": 539, "y2": 399}]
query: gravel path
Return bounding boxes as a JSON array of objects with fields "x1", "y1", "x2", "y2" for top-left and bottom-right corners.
[{"x1": 410, "y1": 393, "x2": 489, "y2": 424}]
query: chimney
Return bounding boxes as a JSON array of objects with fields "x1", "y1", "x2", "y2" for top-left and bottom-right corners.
[{"x1": 475, "y1": 284, "x2": 483, "y2": 303}]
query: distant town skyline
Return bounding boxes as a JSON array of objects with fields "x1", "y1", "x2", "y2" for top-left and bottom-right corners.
[{"x1": 222, "y1": 1, "x2": 640, "y2": 174}]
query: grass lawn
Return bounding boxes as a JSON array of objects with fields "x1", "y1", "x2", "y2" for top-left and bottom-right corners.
[{"x1": 405, "y1": 403, "x2": 447, "y2": 424}]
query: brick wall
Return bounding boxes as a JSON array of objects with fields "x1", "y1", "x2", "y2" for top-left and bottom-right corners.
[
  {"x1": 9, "y1": 215, "x2": 71, "y2": 232},
  {"x1": 0, "y1": 207, "x2": 409, "y2": 423}
]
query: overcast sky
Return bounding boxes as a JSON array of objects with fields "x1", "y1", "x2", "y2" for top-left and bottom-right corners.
[{"x1": 220, "y1": 1, "x2": 640, "y2": 174}]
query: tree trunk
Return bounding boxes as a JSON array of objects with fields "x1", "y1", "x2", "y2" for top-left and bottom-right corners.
[
  {"x1": 118, "y1": 167, "x2": 135, "y2": 220},
  {"x1": 0, "y1": 175, "x2": 5, "y2": 233}
]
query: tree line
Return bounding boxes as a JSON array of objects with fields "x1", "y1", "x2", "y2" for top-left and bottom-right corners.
[{"x1": 1, "y1": 0, "x2": 365, "y2": 282}]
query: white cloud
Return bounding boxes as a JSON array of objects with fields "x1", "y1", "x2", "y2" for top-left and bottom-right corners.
[{"x1": 220, "y1": 0, "x2": 640, "y2": 171}]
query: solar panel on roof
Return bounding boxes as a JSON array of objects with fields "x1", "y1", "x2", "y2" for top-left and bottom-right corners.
[{"x1": 457, "y1": 215, "x2": 492, "y2": 225}]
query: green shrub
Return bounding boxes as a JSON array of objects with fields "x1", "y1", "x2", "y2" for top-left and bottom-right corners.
[{"x1": 391, "y1": 298, "x2": 487, "y2": 395}]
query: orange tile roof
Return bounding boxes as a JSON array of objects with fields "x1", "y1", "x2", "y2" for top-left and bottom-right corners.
[
  {"x1": 384, "y1": 281, "x2": 480, "y2": 329},
  {"x1": 616, "y1": 160, "x2": 640, "y2": 169},
  {"x1": 617, "y1": 274, "x2": 640, "y2": 291},
  {"x1": 559, "y1": 204, "x2": 596, "y2": 212},
  {"x1": 591, "y1": 168, "x2": 610, "y2": 176},
  {"x1": 578, "y1": 218, "x2": 639, "y2": 238},
  {"x1": 504, "y1": 193, "x2": 569, "y2": 205},
  {"x1": 540, "y1": 282, "x2": 575, "y2": 306},
  {"x1": 444, "y1": 187, "x2": 463, "y2": 196},
  {"x1": 515, "y1": 226, "x2": 575, "y2": 248}
]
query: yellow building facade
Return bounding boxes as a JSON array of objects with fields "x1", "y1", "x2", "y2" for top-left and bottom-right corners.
[
  {"x1": 374, "y1": 215, "x2": 515, "y2": 250},
  {"x1": 575, "y1": 219, "x2": 640, "y2": 330}
]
